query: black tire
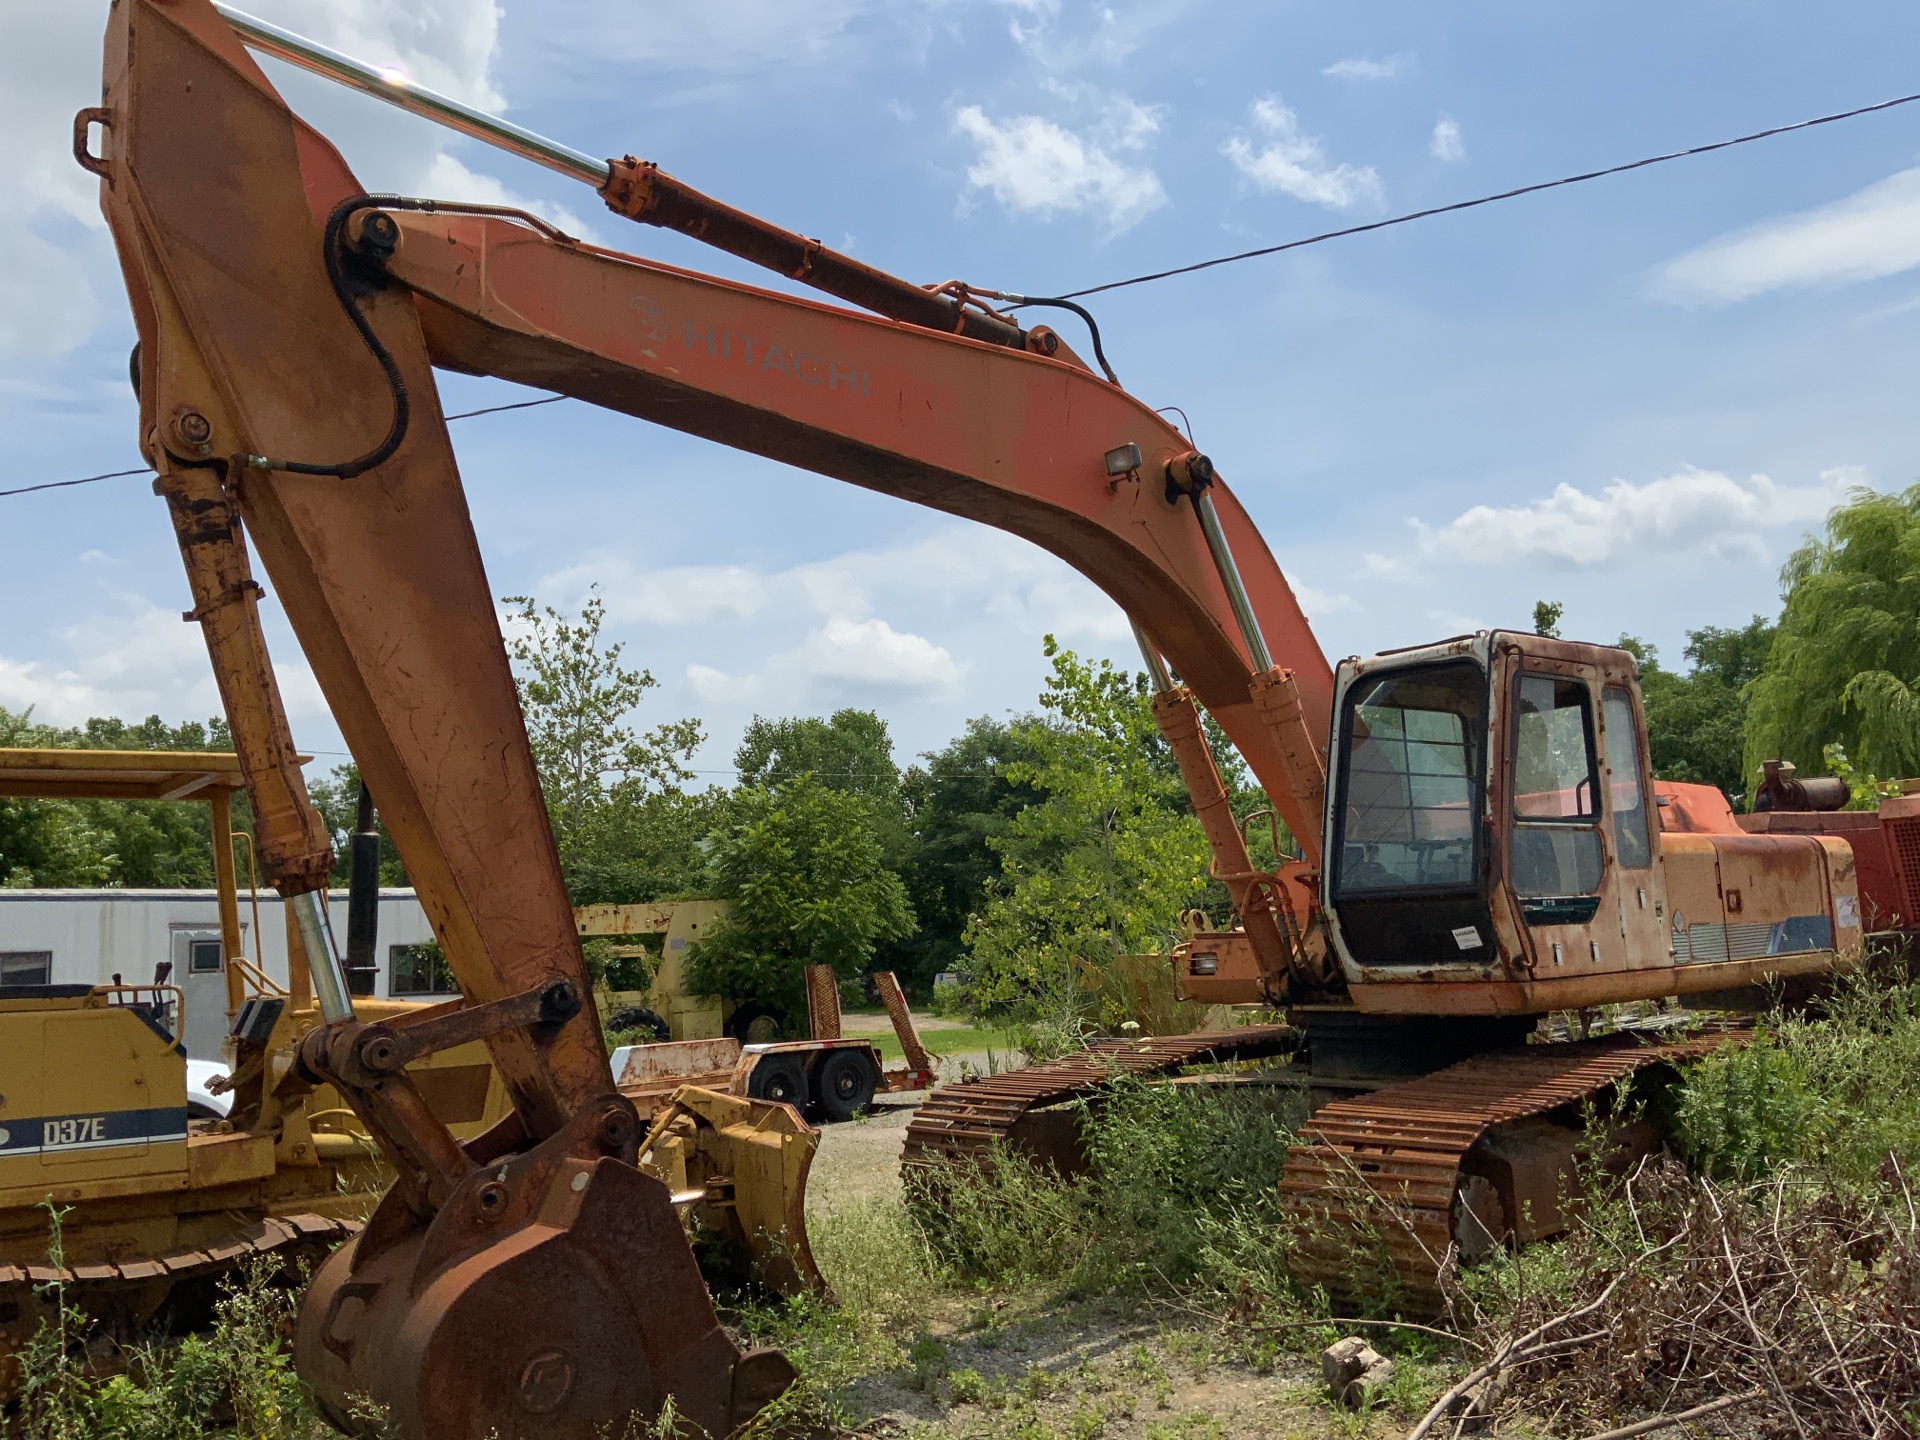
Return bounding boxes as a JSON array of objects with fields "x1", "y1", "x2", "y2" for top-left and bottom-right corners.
[
  {"x1": 726, "y1": 1003, "x2": 784, "y2": 1044},
  {"x1": 816, "y1": 1048, "x2": 878, "y2": 1123},
  {"x1": 606, "y1": 1006, "x2": 671, "y2": 1043},
  {"x1": 746, "y1": 1053, "x2": 808, "y2": 1107}
]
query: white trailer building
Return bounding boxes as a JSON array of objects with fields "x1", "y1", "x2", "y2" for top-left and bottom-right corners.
[{"x1": 0, "y1": 887, "x2": 445, "y2": 1060}]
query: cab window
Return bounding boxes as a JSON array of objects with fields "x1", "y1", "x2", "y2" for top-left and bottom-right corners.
[
  {"x1": 1602, "y1": 686, "x2": 1652, "y2": 868},
  {"x1": 1511, "y1": 674, "x2": 1603, "y2": 900}
]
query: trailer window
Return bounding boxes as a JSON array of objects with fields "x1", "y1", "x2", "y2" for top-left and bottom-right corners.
[
  {"x1": 188, "y1": 938, "x2": 223, "y2": 974},
  {"x1": 390, "y1": 942, "x2": 457, "y2": 997},
  {"x1": 1332, "y1": 660, "x2": 1486, "y2": 895},
  {"x1": 0, "y1": 951, "x2": 52, "y2": 986},
  {"x1": 1602, "y1": 686, "x2": 1652, "y2": 868}
]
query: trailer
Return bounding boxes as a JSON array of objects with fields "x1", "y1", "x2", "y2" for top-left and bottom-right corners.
[{"x1": 0, "y1": 886, "x2": 440, "y2": 1060}]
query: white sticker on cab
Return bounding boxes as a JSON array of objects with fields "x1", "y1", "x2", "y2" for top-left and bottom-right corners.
[{"x1": 1451, "y1": 926, "x2": 1483, "y2": 951}]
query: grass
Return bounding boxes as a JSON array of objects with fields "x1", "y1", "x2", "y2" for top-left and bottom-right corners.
[
  {"x1": 23, "y1": 965, "x2": 1920, "y2": 1438},
  {"x1": 859, "y1": 1021, "x2": 1023, "y2": 1065}
]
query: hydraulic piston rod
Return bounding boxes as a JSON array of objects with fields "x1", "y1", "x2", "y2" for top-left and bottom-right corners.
[
  {"x1": 211, "y1": 4, "x2": 1032, "y2": 352},
  {"x1": 213, "y1": 4, "x2": 610, "y2": 185}
]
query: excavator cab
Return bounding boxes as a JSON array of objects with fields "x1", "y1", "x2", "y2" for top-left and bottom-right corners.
[{"x1": 1322, "y1": 630, "x2": 1855, "y2": 1016}]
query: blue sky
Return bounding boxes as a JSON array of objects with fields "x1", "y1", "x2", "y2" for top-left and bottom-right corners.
[{"x1": 4, "y1": 0, "x2": 1919, "y2": 781}]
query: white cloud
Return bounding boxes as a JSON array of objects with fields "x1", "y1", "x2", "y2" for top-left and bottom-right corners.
[
  {"x1": 1321, "y1": 54, "x2": 1412, "y2": 81},
  {"x1": 1222, "y1": 97, "x2": 1383, "y2": 211},
  {"x1": 1429, "y1": 115, "x2": 1465, "y2": 164},
  {"x1": 0, "y1": 592, "x2": 326, "y2": 733},
  {"x1": 686, "y1": 618, "x2": 961, "y2": 707},
  {"x1": 531, "y1": 0, "x2": 875, "y2": 75},
  {"x1": 0, "y1": 4, "x2": 111, "y2": 356},
  {"x1": 992, "y1": 0, "x2": 1197, "y2": 72},
  {"x1": 541, "y1": 561, "x2": 771, "y2": 627},
  {"x1": 1653, "y1": 168, "x2": 1920, "y2": 307},
  {"x1": 1408, "y1": 466, "x2": 1855, "y2": 568},
  {"x1": 953, "y1": 103, "x2": 1167, "y2": 233}
]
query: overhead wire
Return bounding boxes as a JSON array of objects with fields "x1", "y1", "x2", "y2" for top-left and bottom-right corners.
[
  {"x1": 1054, "y1": 89, "x2": 1920, "y2": 300},
  {"x1": 10, "y1": 88, "x2": 1920, "y2": 499},
  {"x1": 2, "y1": 394, "x2": 569, "y2": 501}
]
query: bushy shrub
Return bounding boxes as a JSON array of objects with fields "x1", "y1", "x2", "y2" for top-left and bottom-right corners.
[{"x1": 1674, "y1": 967, "x2": 1920, "y2": 1188}]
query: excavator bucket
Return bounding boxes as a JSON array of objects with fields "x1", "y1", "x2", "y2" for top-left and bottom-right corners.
[
  {"x1": 646, "y1": 1086, "x2": 828, "y2": 1298},
  {"x1": 296, "y1": 1150, "x2": 796, "y2": 1439}
]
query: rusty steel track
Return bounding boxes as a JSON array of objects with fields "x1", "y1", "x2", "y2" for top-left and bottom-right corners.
[
  {"x1": 902, "y1": 1025, "x2": 1299, "y2": 1170},
  {"x1": 1278, "y1": 1031, "x2": 1739, "y2": 1308},
  {"x1": 1, "y1": 1212, "x2": 357, "y2": 1388}
]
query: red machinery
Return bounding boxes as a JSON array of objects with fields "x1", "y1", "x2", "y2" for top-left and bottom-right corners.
[{"x1": 81, "y1": 0, "x2": 1877, "y2": 1428}]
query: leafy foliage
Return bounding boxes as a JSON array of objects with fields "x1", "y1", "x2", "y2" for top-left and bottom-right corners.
[
  {"x1": 1619, "y1": 616, "x2": 1774, "y2": 798},
  {"x1": 503, "y1": 588, "x2": 708, "y2": 902},
  {"x1": 687, "y1": 773, "x2": 915, "y2": 1024},
  {"x1": 1746, "y1": 481, "x2": 1920, "y2": 780},
  {"x1": 961, "y1": 639, "x2": 1210, "y2": 1030},
  {"x1": 735, "y1": 709, "x2": 905, "y2": 842},
  {"x1": 891, "y1": 716, "x2": 1045, "y2": 993},
  {"x1": 1674, "y1": 964, "x2": 1920, "y2": 1190},
  {"x1": 0, "y1": 705, "x2": 239, "y2": 889}
]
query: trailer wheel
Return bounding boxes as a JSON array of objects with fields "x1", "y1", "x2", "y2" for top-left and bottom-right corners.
[
  {"x1": 816, "y1": 1049, "x2": 878, "y2": 1123},
  {"x1": 726, "y1": 1003, "x2": 784, "y2": 1044},
  {"x1": 746, "y1": 1054, "x2": 808, "y2": 1108}
]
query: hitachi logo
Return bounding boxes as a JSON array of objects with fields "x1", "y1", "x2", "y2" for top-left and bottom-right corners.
[{"x1": 683, "y1": 322, "x2": 870, "y2": 397}]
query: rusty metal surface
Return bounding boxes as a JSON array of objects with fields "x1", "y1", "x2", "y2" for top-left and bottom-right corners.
[
  {"x1": 805, "y1": 963, "x2": 843, "y2": 1040},
  {"x1": 875, "y1": 971, "x2": 933, "y2": 1076},
  {"x1": 388, "y1": 207, "x2": 1334, "y2": 857},
  {"x1": 102, "y1": 0, "x2": 610, "y2": 1136},
  {"x1": 901, "y1": 1026, "x2": 1298, "y2": 1171},
  {"x1": 615, "y1": 1037, "x2": 743, "y2": 1090},
  {"x1": 1278, "y1": 1031, "x2": 1739, "y2": 1308},
  {"x1": 1, "y1": 1213, "x2": 355, "y2": 1397}
]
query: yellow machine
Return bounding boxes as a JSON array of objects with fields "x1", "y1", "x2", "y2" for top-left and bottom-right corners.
[
  {"x1": 576, "y1": 900, "x2": 732, "y2": 1041},
  {"x1": 0, "y1": 750, "x2": 820, "y2": 1391}
]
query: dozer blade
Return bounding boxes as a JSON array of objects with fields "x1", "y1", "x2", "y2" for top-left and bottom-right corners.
[
  {"x1": 295, "y1": 1154, "x2": 794, "y2": 1439},
  {"x1": 650, "y1": 1085, "x2": 828, "y2": 1298}
]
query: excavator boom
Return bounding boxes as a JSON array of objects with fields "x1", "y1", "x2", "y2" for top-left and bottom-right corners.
[{"x1": 89, "y1": 0, "x2": 1334, "y2": 1432}]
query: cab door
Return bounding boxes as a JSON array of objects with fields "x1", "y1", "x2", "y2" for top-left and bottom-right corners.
[{"x1": 1494, "y1": 637, "x2": 1657, "y2": 979}]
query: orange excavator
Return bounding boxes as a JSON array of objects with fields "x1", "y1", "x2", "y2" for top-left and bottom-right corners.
[{"x1": 82, "y1": 0, "x2": 1879, "y2": 1432}]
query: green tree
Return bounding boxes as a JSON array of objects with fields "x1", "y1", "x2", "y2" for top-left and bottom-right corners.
[
  {"x1": 0, "y1": 704, "x2": 240, "y2": 888},
  {"x1": 686, "y1": 773, "x2": 915, "y2": 1025},
  {"x1": 1747, "y1": 483, "x2": 1920, "y2": 781},
  {"x1": 307, "y1": 761, "x2": 408, "y2": 887},
  {"x1": 1620, "y1": 616, "x2": 1775, "y2": 799},
  {"x1": 1532, "y1": 599, "x2": 1565, "y2": 639},
  {"x1": 963, "y1": 638, "x2": 1210, "y2": 1028},
  {"x1": 733, "y1": 709, "x2": 907, "y2": 855},
  {"x1": 891, "y1": 716, "x2": 1046, "y2": 994},
  {"x1": 503, "y1": 588, "x2": 706, "y2": 900}
]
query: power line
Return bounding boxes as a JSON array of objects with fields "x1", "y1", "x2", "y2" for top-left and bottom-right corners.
[
  {"x1": 2, "y1": 395, "x2": 569, "y2": 502},
  {"x1": 1056, "y1": 89, "x2": 1920, "y2": 300},
  {"x1": 13, "y1": 87, "x2": 1920, "y2": 501},
  {"x1": 0, "y1": 467, "x2": 151, "y2": 500},
  {"x1": 444, "y1": 394, "x2": 569, "y2": 422}
]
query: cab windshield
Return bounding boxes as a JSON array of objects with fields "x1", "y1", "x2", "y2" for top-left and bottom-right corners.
[{"x1": 1332, "y1": 659, "x2": 1486, "y2": 896}]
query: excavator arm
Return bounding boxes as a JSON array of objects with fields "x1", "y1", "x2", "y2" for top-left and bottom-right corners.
[{"x1": 88, "y1": 0, "x2": 1336, "y2": 1433}]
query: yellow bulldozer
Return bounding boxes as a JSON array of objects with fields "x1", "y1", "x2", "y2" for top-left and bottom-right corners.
[{"x1": 0, "y1": 749, "x2": 821, "y2": 1392}]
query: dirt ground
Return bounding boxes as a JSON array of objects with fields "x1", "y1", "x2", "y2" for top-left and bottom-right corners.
[{"x1": 802, "y1": 1100, "x2": 1427, "y2": 1440}]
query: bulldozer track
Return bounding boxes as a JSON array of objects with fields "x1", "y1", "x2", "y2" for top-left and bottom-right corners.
[
  {"x1": 1278, "y1": 1030, "x2": 1740, "y2": 1309},
  {"x1": 902, "y1": 1025, "x2": 1300, "y2": 1170},
  {"x1": 0, "y1": 1211, "x2": 359, "y2": 1375}
]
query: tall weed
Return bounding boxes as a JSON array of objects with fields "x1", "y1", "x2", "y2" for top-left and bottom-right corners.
[
  {"x1": 16, "y1": 1246, "x2": 320, "y2": 1440},
  {"x1": 909, "y1": 1072, "x2": 1302, "y2": 1305},
  {"x1": 1675, "y1": 966, "x2": 1920, "y2": 1187}
]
